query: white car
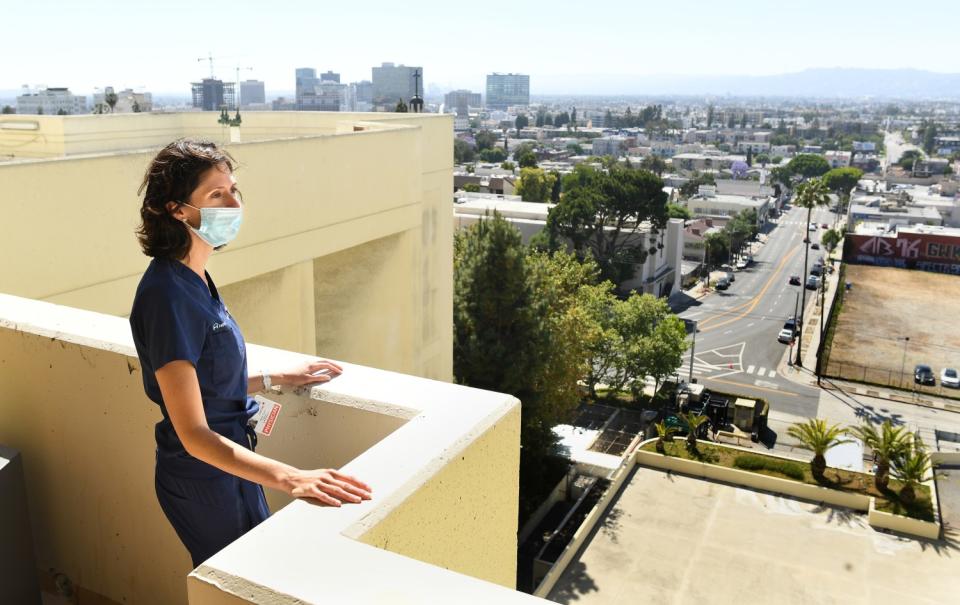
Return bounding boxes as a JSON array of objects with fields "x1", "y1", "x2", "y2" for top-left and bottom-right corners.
[
  {"x1": 941, "y1": 368, "x2": 960, "y2": 388},
  {"x1": 808, "y1": 223, "x2": 817, "y2": 231},
  {"x1": 777, "y1": 328, "x2": 795, "y2": 344}
]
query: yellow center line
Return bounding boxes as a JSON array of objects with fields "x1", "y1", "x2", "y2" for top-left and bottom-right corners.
[
  {"x1": 698, "y1": 241, "x2": 802, "y2": 333},
  {"x1": 701, "y1": 376, "x2": 800, "y2": 397}
]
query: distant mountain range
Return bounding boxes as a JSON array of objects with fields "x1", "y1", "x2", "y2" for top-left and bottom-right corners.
[{"x1": 533, "y1": 68, "x2": 960, "y2": 99}]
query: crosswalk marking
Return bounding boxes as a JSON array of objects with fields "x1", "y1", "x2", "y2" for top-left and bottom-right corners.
[
  {"x1": 758, "y1": 367, "x2": 767, "y2": 377},
  {"x1": 746, "y1": 365, "x2": 755, "y2": 374},
  {"x1": 769, "y1": 370, "x2": 777, "y2": 379}
]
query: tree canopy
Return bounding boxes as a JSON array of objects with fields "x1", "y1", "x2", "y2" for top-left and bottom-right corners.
[
  {"x1": 515, "y1": 167, "x2": 556, "y2": 203},
  {"x1": 474, "y1": 130, "x2": 498, "y2": 151},
  {"x1": 545, "y1": 164, "x2": 669, "y2": 285},
  {"x1": 822, "y1": 167, "x2": 863, "y2": 198},
  {"x1": 787, "y1": 154, "x2": 831, "y2": 179}
]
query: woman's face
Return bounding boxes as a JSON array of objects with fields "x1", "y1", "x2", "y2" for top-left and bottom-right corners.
[{"x1": 172, "y1": 162, "x2": 241, "y2": 229}]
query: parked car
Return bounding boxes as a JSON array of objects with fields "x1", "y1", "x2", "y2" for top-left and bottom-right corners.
[
  {"x1": 806, "y1": 275, "x2": 821, "y2": 290},
  {"x1": 736, "y1": 259, "x2": 748, "y2": 270},
  {"x1": 783, "y1": 318, "x2": 797, "y2": 332},
  {"x1": 726, "y1": 271, "x2": 735, "y2": 282},
  {"x1": 914, "y1": 364, "x2": 936, "y2": 386},
  {"x1": 809, "y1": 265, "x2": 823, "y2": 277},
  {"x1": 941, "y1": 368, "x2": 960, "y2": 388},
  {"x1": 777, "y1": 328, "x2": 795, "y2": 344},
  {"x1": 821, "y1": 223, "x2": 829, "y2": 229},
  {"x1": 789, "y1": 274, "x2": 801, "y2": 285},
  {"x1": 811, "y1": 243, "x2": 820, "y2": 250},
  {"x1": 715, "y1": 277, "x2": 730, "y2": 290},
  {"x1": 808, "y1": 223, "x2": 817, "y2": 231}
]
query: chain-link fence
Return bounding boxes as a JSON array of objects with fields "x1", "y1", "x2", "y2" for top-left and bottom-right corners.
[{"x1": 821, "y1": 359, "x2": 960, "y2": 400}]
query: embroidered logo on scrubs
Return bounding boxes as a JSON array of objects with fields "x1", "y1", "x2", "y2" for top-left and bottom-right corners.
[{"x1": 211, "y1": 321, "x2": 229, "y2": 333}]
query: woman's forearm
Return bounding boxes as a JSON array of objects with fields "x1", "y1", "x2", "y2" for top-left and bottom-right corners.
[{"x1": 183, "y1": 426, "x2": 297, "y2": 493}]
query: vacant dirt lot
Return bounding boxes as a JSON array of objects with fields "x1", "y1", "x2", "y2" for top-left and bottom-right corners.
[{"x1": 824, "y1": 264, "x2": 960, "y2": 391}]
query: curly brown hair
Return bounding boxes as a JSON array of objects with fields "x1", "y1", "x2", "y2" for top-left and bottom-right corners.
[{"x1": 136, "y1": 138, "x2": 236, "y2": 259}]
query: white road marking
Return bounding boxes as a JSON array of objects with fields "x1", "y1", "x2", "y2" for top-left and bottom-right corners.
[
  {"x1": 724, "y1": 330, "x2": 733, "y2": 335},
  {"x1": 755, "y1": 380, "x2": 780, "y2": 390},
  {"x1": 746, "y1": 365, "x2": 755, "y2": 374},
  {"x1": 769, "y1": 371, "x2": 777, "y2": 379},
  {"x1": 747, "y1": 323, "x2": 754, "y2": 328},
  {"x1": 757, "y1": 367, "x2": 768, "y2": 377}
]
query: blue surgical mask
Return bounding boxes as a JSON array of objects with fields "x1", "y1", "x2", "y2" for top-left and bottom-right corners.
[{"x1": 181, "y1": 202, "x2": 243, "y2": 248}]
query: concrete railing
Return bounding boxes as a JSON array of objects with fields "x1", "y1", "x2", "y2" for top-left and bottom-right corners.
[{"x1": 0, "y1": 293, "x2": 545, "y2": 604}]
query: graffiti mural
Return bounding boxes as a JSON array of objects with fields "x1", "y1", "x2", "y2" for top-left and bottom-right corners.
[{"x1": 846, "y1": 232, "x2": 960, "y2": 276}]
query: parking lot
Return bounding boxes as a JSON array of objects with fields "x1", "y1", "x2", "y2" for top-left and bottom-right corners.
[
  {"x1": 823, "y1": 264, "x2": 960, "y2": 393},
  {"x1": 548, "y1": 467, "x2": 960, "y2": 605}
]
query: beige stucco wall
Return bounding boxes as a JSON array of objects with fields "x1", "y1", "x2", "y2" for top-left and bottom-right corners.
[
  {"x1": 357, "y1": 403, "x2": 521, "y2": 588},
  {"x1": 0, "y1": 111, "x2": 452, "y2": 381}
]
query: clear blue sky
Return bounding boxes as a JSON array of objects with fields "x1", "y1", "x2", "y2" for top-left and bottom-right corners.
[{"x1": 3, "y1": 0, "x2": 957, "y2": 95}]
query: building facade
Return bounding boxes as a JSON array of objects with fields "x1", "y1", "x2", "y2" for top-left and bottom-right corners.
[
  {"x1": 445, "y1": 90, "x2": 481, "y2": 116},
  {"x1": 485, "y1": 73, "x2": 530, "y2": 109},
  {"x1": 91, "y1": 87, "x2": 153, "y2": 113},
  {"x1": 239, "y1": 80, "x2": 266, "y2": 106},
  {"x1": 372, "y1": 63, "x2": 421, "y2": 107},
  {"x1": 191, "y1": 78, "x2": 235, "y2": 111},
  {"x1": 16, "y1": 88, "x2": 87, "y2": 115}
]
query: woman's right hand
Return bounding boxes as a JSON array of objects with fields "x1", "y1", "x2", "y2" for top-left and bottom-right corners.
[{"x1": 287, "y1": 469, "x2": 373, "y2": 507}]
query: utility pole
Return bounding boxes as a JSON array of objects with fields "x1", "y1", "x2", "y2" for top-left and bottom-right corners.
[
  {"x1": 788, "y1": 290, "x2": 799, "y2": 365},
  {"x1": 688, "y1": 319, "x2": 698, "y2": 384},
  {"x1": 900, "y1": 336, "x2": 910, "y2": 388}
]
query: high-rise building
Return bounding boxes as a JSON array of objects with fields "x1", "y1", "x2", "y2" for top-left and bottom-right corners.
[
  {"x1": 239, "y1": 80, "x2": 266, "y2": 106},
  {"x1": 485, "y1": 73, "x2": 530, "y2": 109},
  {"x1": 353, "y1": 80, "x2": 373, "y2": 103},
  {"x1": 16, "y1": 87, "x2": 87, "y2": 115},
  {"x1": 295, "y1": 68, "x2": 320, "y2": 110},
  {"x1": 371, "y1": 63, "x2": 422, "y2": 107},
  {"x1": 317, "y1": 81, "x2": 348, "y2": 111},
  {"x1": 319, "y1": 71, "x2": 340, "y2": 83},
  {"x1": 444, "y1": 90, "x2": 481, "y2": 117},
  {"x1": 190, "y1": 78, "x2": 235, "y2": 111}
]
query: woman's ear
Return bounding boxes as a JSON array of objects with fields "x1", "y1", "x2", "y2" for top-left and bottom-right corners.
[{"x1": 165, "y1": 201, "x2": 186, "y2": 222}]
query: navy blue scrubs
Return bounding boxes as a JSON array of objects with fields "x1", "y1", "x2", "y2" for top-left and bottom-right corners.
[{"x1": 130, "y1": 257, "x2": 269, "y2": 567}]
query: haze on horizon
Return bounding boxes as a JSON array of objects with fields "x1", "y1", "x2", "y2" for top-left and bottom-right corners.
[{"x1": 3, "y1": 0, "x2": 958, "y2": 96}]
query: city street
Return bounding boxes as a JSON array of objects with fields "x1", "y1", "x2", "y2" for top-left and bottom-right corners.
[{"x1": 671, "y1": 202, "x2": 836, "y2": 418}]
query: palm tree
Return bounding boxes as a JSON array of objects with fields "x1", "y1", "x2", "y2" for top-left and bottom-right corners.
[
  {"x1": 654, "y1": 421, "x2": 678, "y2": 454},
  {"x1": 849, "y1": 421, "x2": 911, "y2": 490},
  {"x1": 792, "y1": 178, "x2": 831, "y2": 367},
  {"x1": 786, "y1": 418, "x2": 851, "y2": 480},
  {"x1": 890, "y1": 437, "x2": 931, "y2": 505},
  {"x1": 679, "y1": 413, "x2": 709, "y2": 452}
]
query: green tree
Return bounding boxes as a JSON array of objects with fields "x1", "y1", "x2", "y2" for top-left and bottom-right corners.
[
  {"x1": 679, "y1": 413, "x2": 709, "y2": 452},
  {"x1": 453, "y1": 138, "x2": 476, "y2": 164},
  {"x1": 518, "y1": 151, "x2": 538, "y2": 169},
  {"x1": 395, "y1": 100, "x2": 408, "y2": 112},
  {"x1": 822, "y1": 167, "x2": 863, "y2": 201},
  {"x1": 706, "y1": 105, "x2": 714, "y2": 127},
  {"x1": 544, "y1": 113, "x2": 554, "y2": 126},
  {"x1": 56, "y1": 108, "x2": 67, "y2": 115},
  {"x1": 724, "y1": 209, "x2": 758, "y2": 260},
  {"x1": 654, "y1": 421, "x2": 678, "y2": 453},
  {"x1": 535, "y1": 108, "x2": 546, "y2": 127},
  {"x1": 512, "y1": 141, "x2": 537, "y2": 161},
  {"x1": 566, "y1": 142, "x2": 585, "y2": 155},
  {"x1": 479, "y1": 147, "x2": 507, "y2": 163},
  {"x1": 475, "y1": 130, "x2": 498, "y2": 151},
  {"x1": 131, "y1": 100, "x2": 142, "y2": 113},
  {"x1": 921, "y1": 122, "x2": 938, "y2": 155},
  {"x1": 820, "y1": 228, "x2": 841, "y2": 251},
  {"x1": 792, "y1": 178, "x2": 831, "y2": 366},
  {"x1": 755, "y1": 153, "x2": 771, "y2": 166},
  {"x1": 703, "y1": 231, "x2": 730, "y2": 270},
  {"x1": 727, "y1": 114, "x2": 736, "y2": 129},
  {"x1": 545, "y1": 165, "x2": 669, "y2": 285},
  {"x1": 787, "y1": 154, "x2": 830, "y2": 179},
  {"x1": 786, "y1": 419, "x2": 851, "y2": 481},
  {"x1": 549, "y1": 170, "x2": 562, "y2": 202},
  {"x1": 462, "y1": 182, "x2": 480, "y2": 193},
  {"x1": 501, "y1": 161, "x2": 515, "y2": 171},
  {"x1": 640, "y1": 155, "x2": 667, "y2": 176},
  {"x1": 739, "y1": 113, "x2": 747, "y2": 129},
  {"x1": 667, "y1": 203, "x2": 692, "y2": 220},
  {"x1": 849, "y1": 421, "x2": 911, "y2": 491},
  {"x1": 898, "y1": 149, "x2": 923, "y2": 171},
  {"x1": 632, "y1": 299, "x2": 688, "y2": 394},
  {"x1": 890, "y1": 437, "x2": 931, "y2": 505},
  {"x1": 515, "y1": 167, "x2": 556, "y2": 203},
  {"x1": 104, "y1": 90, "x2": 118, "y2": 113},
  {"x1": 1, "y1": 105, "x2": 14, "y2": 114},
  {"x1": 515, "y1": 114, "x2": 529, "y2": 130},
  {"x1": 679, "y1": 172, "x2": 716, "y2": 198},
  {"x1": 746, "y1": 147, "x2": 753, "y2": 167}
]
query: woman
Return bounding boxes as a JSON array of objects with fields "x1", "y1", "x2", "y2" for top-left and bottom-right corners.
[{"x1": 130, "y1": 139, "x2": 372, "y2": 567}]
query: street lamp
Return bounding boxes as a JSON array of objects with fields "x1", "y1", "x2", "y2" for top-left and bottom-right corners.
[
  {"x1": 899, "y1": 336, "x2": 910, "y2": 388},
  {"x1": 688, "y1": 319, "x2": 698, "y2": 384}
]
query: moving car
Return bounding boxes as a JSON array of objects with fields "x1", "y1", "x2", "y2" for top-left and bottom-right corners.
[
  {"x1": 715, "y1": 277, "x2": 730, "y2": 290},
  {"x1": 821, "y1": 223, "x2": 829, "y2": 229},
  {"x1": 806, "y1": 275, "x2": 821, "y2": 289},
  {"x1": 914, "y1": 364, "x2": 936, "y2": 386},
  {"x1": 808, "y1": 223, "x2": 817, "y2": 231},
  {"x1": 811, "y1": 243, "x2": 820, "y2": 250},
  {"x1": 789, "y1": 274, "x2": 801, "y2": 285},
  {"x1": 941, "y1": 368, "x2": 960, "y2": 388}
]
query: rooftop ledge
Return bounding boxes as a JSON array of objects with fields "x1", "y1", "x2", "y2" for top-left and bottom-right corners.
[{"x1": 0, "y1": 292, "x2": 542, "y2": 604}]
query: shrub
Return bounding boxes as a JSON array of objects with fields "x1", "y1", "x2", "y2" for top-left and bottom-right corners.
[{"x1": 734, "y1": 454, "x2": 805, "y2": 480}]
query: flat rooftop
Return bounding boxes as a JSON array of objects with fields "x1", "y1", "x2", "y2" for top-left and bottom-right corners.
[{"x1": 548, "y1": 467, "x2": 957, "y2": 605}]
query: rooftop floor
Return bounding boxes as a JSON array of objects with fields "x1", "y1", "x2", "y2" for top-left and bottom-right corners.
[{"x1": 548, "y1": 467, "x2": 959, "y2": 605}]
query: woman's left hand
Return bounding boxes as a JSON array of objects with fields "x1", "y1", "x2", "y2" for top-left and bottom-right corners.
[{"x1": 276, "y1": 359, "x2": 344, "y2": 388}]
